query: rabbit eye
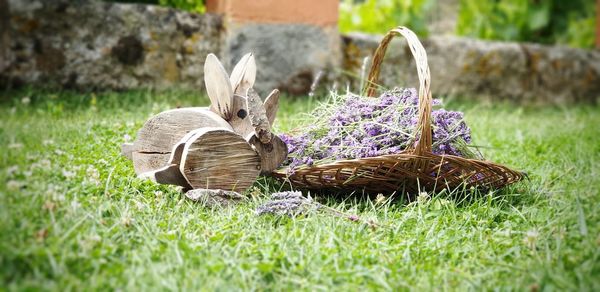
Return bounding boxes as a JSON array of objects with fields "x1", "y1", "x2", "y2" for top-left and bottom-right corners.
[{"x1": 237, "y1": 109, "x2": 247, "y2": 119}]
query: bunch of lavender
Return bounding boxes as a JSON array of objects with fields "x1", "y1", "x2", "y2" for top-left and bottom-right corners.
[
  {"x1": 256, "y1": 191, "x2": 378, "y2": 228},
  {"x1": 279, "y1": 88, "x2": 476, "y2": 173},
  {"x1": 255, "y1": 191, "x2": 318, "y2": 216}
]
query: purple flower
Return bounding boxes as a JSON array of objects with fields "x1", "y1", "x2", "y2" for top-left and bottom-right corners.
[
  {"x1": 256, "y1": 191, "x2": 317, "y2": 216},
  {"x1": 279, "y1": 88, "x2": 474, "y2": 173}
]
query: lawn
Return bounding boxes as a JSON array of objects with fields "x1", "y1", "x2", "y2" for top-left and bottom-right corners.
[{"x1": 1, "y1": 88, "x2": 599, "y2": 290}]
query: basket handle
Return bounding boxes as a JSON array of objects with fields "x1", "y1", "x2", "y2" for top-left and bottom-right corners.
[{"x1": 365, "y1": 26, "x2": 432, "y2": 155}]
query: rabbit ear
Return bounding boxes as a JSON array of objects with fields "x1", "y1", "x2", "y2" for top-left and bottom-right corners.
[
  {"x1": 204, "y1": 53, "x2": 233, "y2": 120},
  {"x1": 263, "y1": 89, "x2": 280, "y2": 126},
  {"x1": 230, "y1": 53, "x2": 256, "y2": 94}
]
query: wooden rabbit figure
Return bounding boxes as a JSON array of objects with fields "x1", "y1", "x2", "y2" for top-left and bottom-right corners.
[{"x1": 122, "y1": 53, "x2": 287, "y2": 193}]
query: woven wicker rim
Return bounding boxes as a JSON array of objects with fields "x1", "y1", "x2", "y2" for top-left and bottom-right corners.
[{"x1": 273, "y1": 26, "x2": 523, "y2": 193}]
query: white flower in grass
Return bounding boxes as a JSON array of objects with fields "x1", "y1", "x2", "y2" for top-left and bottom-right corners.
[
  {"x1": 42, "y1": 139, "x2": 54, "y2": 146},
  {"x1": 47, "y1": 183, "x2": 61, "y2": 199},
  {"x1": 523, "y1": 229, "x2": 539, "y2": 249},
  {"x1": 8, "y1": 143, "x2": 23, "y2": 149},
  {"x1": 6, "y1": 166, "x2": 19, "y2": 177},
  {"x1": 375, "y1": 193, "x2": 387, "y2": 205},
  {"x1": 123, "y1": 134, "x2": 132, "y2": 142},
  {"x1": 496, "y1": 229, "x2": 511, "y2": 237},
  {"x1": 88, "y1": 234, "x2": 101, "y2": 242},
  {"x1": 26, "y1": 154, "x2": 38, "y2": 161},
  {"x1": 62, "y1": 170, "x2": 76, "y2": 179},
  {"x1": 121, "y1": 215, "x2": 133, "y2": 227},
  {"x1": 32, "y1": 159, "x2": 52, "y2": 170},
  {"x1": 41, "y1": 159, "x2": 52, "y2": 168},
  {"x1": 86, "y1": 166, "x2": 100, "y2": 186},
  {"x1": 417, "y1": 192, "x2": 430, "y2": 203},
  {"x1": 80, "y1": 234, "x2": 101, "y2": 252},
  {"x1": 7, "y1": 180, "x2": 22, "y2": 191},
  {"x1": 42, "y1": 200, "x2": 57, "y2": 211},
  {"x1": 21, "y1": 96, "x2": 31, "y2": 105},
  {"x1": 71, "y1": 200, "x2": 81, "y2": 210},
  {"x1": 134, "y1": 200, "x2": 145, "y2": 211},
  {"x1": 55, "y1": 193, "x2": 66, "y2": 202}
]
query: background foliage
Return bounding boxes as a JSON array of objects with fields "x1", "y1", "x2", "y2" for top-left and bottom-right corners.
[
  {"x1": 338, "y1": 0, "x2": 434, "y2": 36},
  {"x1": 456, "y1": 0, "x2": 596, "y2": 49},
  {"x1": 107, "y1": 0, "x2": 205, "y2": 13},
  {"x1": 157, "y1": 0, "x2": 205, "y2": 13}
]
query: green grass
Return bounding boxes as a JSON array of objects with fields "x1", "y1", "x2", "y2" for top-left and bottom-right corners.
[{"x1": 1, "y1": 88, "x2": 599, "y2": 290}]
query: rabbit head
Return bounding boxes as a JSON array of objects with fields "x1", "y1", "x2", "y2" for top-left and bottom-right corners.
[{"x1": 203, "y1": 53, "x2": 287, "y2": 173}]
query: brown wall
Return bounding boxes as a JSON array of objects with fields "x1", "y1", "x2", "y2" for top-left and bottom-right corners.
[
  {"x1": 596, "y1": 0, "x2": 599, "y2": 49},
  {"x1": 206, "y1": 0, "x2": 338, "y2": 27}
]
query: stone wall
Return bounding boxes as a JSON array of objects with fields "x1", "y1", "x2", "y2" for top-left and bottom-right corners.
[
  {"x1": 2, "y1": 0, "x2": 222, "y2": 89},
  {"x1": 1, "y1": 0, "x2": 341, "y2": 96},
  {"x1": 223, "y1": 23, "x2": 340, "y2": 95},
  {"x1": 1, "y1": 0, "x2": 599, "y2": 103},
  {"x1": 343, "y1": 33, "x2": 600, "y2": 103}
]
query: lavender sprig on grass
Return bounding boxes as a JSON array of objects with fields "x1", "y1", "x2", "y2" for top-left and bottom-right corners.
[
  {"x1": 255, "y1": 191, "x2": 318, "y2": 216},
  {"x1": 256, "y1": 191, "x2": 379, "y2": 228}
]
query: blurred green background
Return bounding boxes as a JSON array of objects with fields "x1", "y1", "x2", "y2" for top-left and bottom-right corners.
[{"x1": 109, "y1": 0, "x2": 596, "y2": 49}]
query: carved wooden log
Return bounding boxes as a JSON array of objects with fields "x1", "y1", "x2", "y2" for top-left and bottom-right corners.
[
  {"x1": 129, "y1": 108, "x2": 231, "y2": 174},
  {"x1": 132, "y1": 152, "x2": 171, "y2": 175},
  {"x1": 123, "y1": 52, "x2": 287, "y2": 193},
  {"x1": 145, "y1": 128, "x2": 208, "y2": 190},
  {"x1": 180, "y1": 127, "x2": 261, "y2": 192},
  {"x1": 247, "y1": 133, "x2": 288, "y2": 174}
]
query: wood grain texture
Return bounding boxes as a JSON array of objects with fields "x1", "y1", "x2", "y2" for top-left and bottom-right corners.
[
  {"x1": 133, "y1": 107, "x2": 231, "y2": 154},
  {"x1": 139, "y1": 128, "x2": 206, "y2": 189},
  {"x1": 131, "y1": 108, "x2": 231, "y2": 174},
  {"x1": 246, "y1": 88, "x2": 271, "y2": 143},
  {"x1": 228, "y1": 94, "x2": 254, "y2": 139},
  {"x1": 152, "y1": 164, "x2": 193, "y2": 190},
  {"x1": 248, "y1": 133, "x2": 288, "y2": 174},
  {"x1": 204, "y1": 53, "x2": 233, "y2": 120},
  {"x1": 132, "y1": 152, "x2": 171, "y2": 174},
  {"x1": 230, "y1": 53, "x2": 256, "y2": 95},
  {"x1": 263, "y1": 89, "x2": 280, "y2": 126},
  {"x1": 136, "y1": 128, "x2": 214, "y2": 189},
  {"x1": 121, "y1": 143, "x2": 134, "y2": 160},
  {"x1": 181, "y1": 128, "x2": 261, "y2": 192},
  {"x1": 167, "y1": 128, "x2": 206, "y2": 165}
]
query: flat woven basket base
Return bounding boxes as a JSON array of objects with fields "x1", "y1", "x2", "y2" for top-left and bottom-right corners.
[{"x1": 273, "y1": 152, "x2": 523, "y2": 194}]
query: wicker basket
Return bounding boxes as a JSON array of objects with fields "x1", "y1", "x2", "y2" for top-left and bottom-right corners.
[{"x1": 272, "y1": 26, "x2": 523, "y2": 194}]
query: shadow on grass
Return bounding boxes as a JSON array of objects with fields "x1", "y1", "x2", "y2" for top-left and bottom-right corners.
[{"x1": 257, "y1": 174, "x2": 539, "y2": 214}]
